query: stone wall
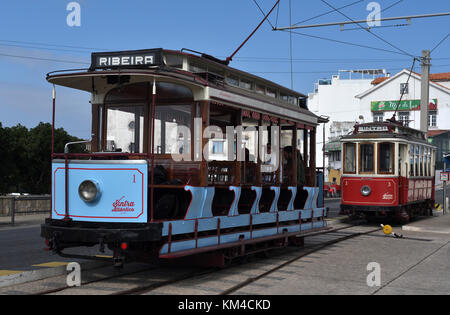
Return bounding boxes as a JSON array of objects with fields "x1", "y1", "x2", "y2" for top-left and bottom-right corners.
[{"x1": 0, "y1": 196, "x2": 51, "y2": 216}]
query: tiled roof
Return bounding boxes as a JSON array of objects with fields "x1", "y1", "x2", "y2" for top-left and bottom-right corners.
[
  {"x1": 371, "y1": 77, "x2": 389, "y2": 85},
  {"x1": 428, "y1": 130, "x2": 450, "y2": 137},
  {"x1": 371, "y1": 72, "x2": 450, "y2": 86},
  {"x1": 430, "y1": 72, "x2": 450, "y2": 81}
]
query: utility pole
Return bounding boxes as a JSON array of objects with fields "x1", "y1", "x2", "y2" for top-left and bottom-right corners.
[{"x1": 420, "y1": 50, "x2": 431, "y2": 135}]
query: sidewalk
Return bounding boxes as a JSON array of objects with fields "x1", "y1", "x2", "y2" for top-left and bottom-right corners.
[
  {"x1": 0, "y1": 214, "x2": 48, "y2": 227},
  {"x1": 402, "y1": 214, "x2": 450, "y2": 235}
]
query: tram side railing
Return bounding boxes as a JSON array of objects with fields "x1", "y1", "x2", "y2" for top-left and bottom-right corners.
[{"x1": 0, "y1": 195, "x2": 51, "y2": 226}]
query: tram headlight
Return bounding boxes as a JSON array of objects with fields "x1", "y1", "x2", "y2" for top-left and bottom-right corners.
[
  {"x1": 78, "y1": 180, "x2": 100, "y2": 202},
  {"x1": 361, "y1": 185, "x2": 371, "y2": 197}
]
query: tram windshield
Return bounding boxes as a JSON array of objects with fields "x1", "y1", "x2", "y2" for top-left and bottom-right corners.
[
  {"x1": 103, "y1": 81, "x2": 194, "y2": 155},
  {"x1": 378, "y1": 142, "x2": 394, "y2": 174},
  {"x1": 106, "y1": 105, "x2": 144, "y2": 153},
  {"x1": 359, "y1": 143, "x2": 374, "y2": 173},
  {"x1": 343, "y1": 143, "x2": 356, "y2": 173}
]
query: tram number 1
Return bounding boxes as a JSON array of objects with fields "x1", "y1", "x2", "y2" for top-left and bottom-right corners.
[{"x1": 133, "y1": 174, "x2": 136, "y2": 183}]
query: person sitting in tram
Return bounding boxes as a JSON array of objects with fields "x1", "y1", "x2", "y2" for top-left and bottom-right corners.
[{"x1": 282, "y1": 146, "x2": 305, "y2": 187}]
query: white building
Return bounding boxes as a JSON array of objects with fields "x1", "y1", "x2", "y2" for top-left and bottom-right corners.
[
  {"x1": 308, "y1": 69, "x2": 388, "y2": 181},
  {"x1": 309, "y1": 69, "x2": 450, "y2": 182}
]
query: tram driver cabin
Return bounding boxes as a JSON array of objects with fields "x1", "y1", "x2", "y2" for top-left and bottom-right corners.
[{"x1": 46, "y1": 48, "x2": 326, "y2": 223}]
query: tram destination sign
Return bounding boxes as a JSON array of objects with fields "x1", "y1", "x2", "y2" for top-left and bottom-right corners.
[
  {"x1": 358, "y1": 125, "x2": 389, "y2": 133},
  {"x1": 90, "y1": 49, "x2": 163, "y2": 70}
]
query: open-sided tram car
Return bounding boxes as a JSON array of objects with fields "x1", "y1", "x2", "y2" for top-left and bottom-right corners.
[
  {"x1": 41, "y1": 48, "x2": 328, "y2": 266},
  {"x1": 340, "y1": 121, "x2": 436, "y2": 223}
]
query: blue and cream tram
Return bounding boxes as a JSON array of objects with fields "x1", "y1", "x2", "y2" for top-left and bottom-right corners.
[{"x1": 41, "y1": 48, "x2": 328, "y2": 266}]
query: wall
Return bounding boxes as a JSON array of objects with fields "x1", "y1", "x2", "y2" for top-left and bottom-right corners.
[{"x1": 0, "y1": 196, "x2": 51, "y2": 216}]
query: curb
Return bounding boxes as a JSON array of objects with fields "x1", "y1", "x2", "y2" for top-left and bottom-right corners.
[
  {"x1": 0, "y1": 260, "x2": 108, "y2": 289},
  {"x1": 402, "y1": 225, "x2": 450, "y2": 235}
]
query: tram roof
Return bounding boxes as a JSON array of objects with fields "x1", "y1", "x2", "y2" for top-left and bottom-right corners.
[
  {"x1": 46, "y1": 48, "x2": 328, "y2": 125},
  {"x1": 340, "y1": 121, "x2": 432, "y2": 145},
  {"x1": 47, "y1": 48, "x2": 308, "y2": 108}
]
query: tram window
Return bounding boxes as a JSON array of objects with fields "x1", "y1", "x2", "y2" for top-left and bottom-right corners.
[
  {"x1": 409, "y1": 147, "x2": 414, "y2": 176},
  {"x1": 188, "y1": 60, "x2": 205, "y2": 73},
  {"x1": 226, "y1": 75, "x2": 239, "y2": 87},
  {"x1": 419, "y1": 146, "x2": 424, "y2": 176},
  {"x1": 256, "y1": 84, "x2": 265, "y2": 95},
  {"x1": 288, "y1": 96, "x2": 297, "y2": 105},
  {"x1": 359, "y1": 143, "x2": 374, "y2": 173},
  {"x1": 378, "y1": 142, "x2": 394, "y2": 174},
  {"x1": 343, "y1": 143, "x2": 356, "y2": 174},
  {"x1": 165, "y1": 54, "x2": 183, "y2": 69},
  {"x1": 106, "y1": 105, "x2": 144, "y2": 153},
  {"x1": 266, "y1": 87, "x2": 277, "y2": 98},
  {"x1": 154, "y1": 104, "x2": 191, "y2": 155},
  {"x1": 242, "y1": 117, "x2": 258, "y2": 163},
  {"x1": 239, "y1": 78, "x2": 253, "y2": 90},
  {"x1": 414, "y1": 145, "x2": 419, "y2": 176}
]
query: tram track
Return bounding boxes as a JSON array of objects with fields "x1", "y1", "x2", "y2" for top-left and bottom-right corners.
[
  {"x1": 29, "y1": 222, "x2": 381, "y2": 295},
  {"x1": 108, "y1": 224, "x2": 381, "y2": 296}
]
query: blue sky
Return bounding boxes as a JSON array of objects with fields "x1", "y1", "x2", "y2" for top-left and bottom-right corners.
[{"x1": 0, "y1": 0, "x2": 449, "y2": 138}]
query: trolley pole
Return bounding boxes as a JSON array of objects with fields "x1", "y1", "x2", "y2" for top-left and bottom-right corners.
[{"x1": 420, "y1": 50, "x2": 431, "y2": 136}]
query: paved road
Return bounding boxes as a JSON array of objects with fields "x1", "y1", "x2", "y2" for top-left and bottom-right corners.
[
  {"x1": 0, "y1": 224, "x2": 106, "y2": 271},
  {"x1": 1, "y1": 185, "x2": 449, "y2": 272}
]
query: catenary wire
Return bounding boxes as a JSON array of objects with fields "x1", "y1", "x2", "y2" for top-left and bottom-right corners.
[{"x1": 319, "y1": 0, "x2": 416, "y2": 58}]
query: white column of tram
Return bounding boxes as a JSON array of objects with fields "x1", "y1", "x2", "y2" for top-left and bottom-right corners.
[{"x1": 150, "y1": 79, "x2": 156, "y2": 222}]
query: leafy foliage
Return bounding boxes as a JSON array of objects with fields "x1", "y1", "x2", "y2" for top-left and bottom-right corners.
[{"x1": 0, "y1": 122, "x2": 84, "y2": 194}]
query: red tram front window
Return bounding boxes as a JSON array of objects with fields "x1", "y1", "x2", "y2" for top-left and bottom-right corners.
[
  {"x1": 343, "y1": 143, "x2": 356, "y2": 174},
  {"x1": 378, "y1": 142, "x2": 394, "y2": 174},
  {"x1": 359, "y1": 143, "x2": 374, "y2": 174}
]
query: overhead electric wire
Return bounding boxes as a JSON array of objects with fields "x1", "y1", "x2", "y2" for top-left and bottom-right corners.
[
  {"x1": 392, "y1": 57, "x2": 417, "y2": 119},
  {"x1": 431, "y1": 33, "x2": 449, "y2": 53},
  {"x1": 319, "y1": 0, "x2": 416, "y2": 58},
  {"x1": 252, "y1": 0, "x2": 275, "y2": 29},
  {"x1": 0, "y1": 52, "x2": 89, "y2": 65},
  {"x1": 380, "y1": 0, "x2": 404, "y2": 13},
  {"x1": 0, "y1": 42, "x2": 93, "y2": 54},
  {"x1": 0, "y1": 39, "x2": 109, "y2": 52},
  {"x1": 281, "y1": 29, "x2": 412, "y2": 57},
  {"x1": 249, "y1": 64, "x2": 450, "y2": 74},
  {"x1": 293, "y1": 0, "x2": 364, "y2": 26}
]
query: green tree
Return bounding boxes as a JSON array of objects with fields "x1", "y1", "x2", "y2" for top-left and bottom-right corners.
[{"x1": 0, "y1": 122, "x2": 85, "y2": 194}]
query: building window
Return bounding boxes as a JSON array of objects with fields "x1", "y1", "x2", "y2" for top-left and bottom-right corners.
[
  {"x1": 400, "y1": 83, "x2": 409, "y2": 95},
  {"x1": 398, "y1": 112, "x2": 410, "y2": 127},
  {"x1": 373, "y1": 112, "x2": 384, "y2": 122},
  {"x1": 428, "y1": 110, "x2": 437, "y2": 127},
  {"x1": 212, "y1": 141, "x2": 224, "y2": 154}
]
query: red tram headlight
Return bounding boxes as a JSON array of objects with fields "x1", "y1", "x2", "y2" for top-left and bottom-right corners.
[{"x1": 361, "y1": 185, "x2": 371, "y2": 196}]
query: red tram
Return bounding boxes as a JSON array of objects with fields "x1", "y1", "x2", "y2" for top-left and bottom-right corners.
[{"x1": 340, "y1": 121, "x2": 436, "y2": 223}]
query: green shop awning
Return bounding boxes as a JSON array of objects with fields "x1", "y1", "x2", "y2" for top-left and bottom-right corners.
[{"x1": 324, "y1": 141, "x2": 341, "y2": 152}]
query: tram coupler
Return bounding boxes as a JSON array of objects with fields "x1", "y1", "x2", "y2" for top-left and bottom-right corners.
[{"x1": 113, "y1": 252, "x2": 125, "y2": 269}]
